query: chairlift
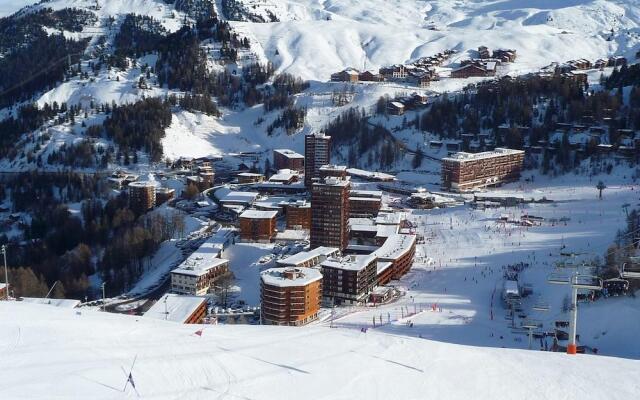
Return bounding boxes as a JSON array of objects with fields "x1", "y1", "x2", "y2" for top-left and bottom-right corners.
[
  {"x1": 603, "y1": 277, "x2": 629, "y2": 290},
  {"x1": 571, "y1": 274, "x2": 603, "y2": 290},
  {"x1": 547, "y1": 273, "x2": 571, "y2": 285},
  {"x1": 521, "y1": 319, "x2": 543, "y2": 330},
  {"x1": 532, "y1": 302, "x2": 550, "y2": 311},
  {"x1": 621, "y1": 262, "x2": 640, "y2": 279}
]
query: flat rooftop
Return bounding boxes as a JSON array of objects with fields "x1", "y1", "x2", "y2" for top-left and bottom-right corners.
[
  {"x1": 375, "y1": 213, "x2": 404, "y2": 225},
  {"x1": 261, "y1": 267, "x2": 322, "y2": 288},
  {"x1": 240, "y1": 209, "x2": 278, "y2": 219},
  {"x1": 442, "y1": 147, "x2": 524, "y2": 163},
  {"x1": 172, "y1": 233, "x2": 232, "y2": 277},
  {"x1": 373, "y1": 234, "x2": 416, "y2": 261},
  {"x1": 20, "y1": 297, "x2": 80, "y2": 309},
  {"x1": 350, "y1": 190, "x2": 383, "y2": 198},
  {"x1": 144, "y1": 294, "x2": 206, "y2": 323},
  {"x1": 346, "y1": 168, "x2": 395, "y2": 181},
  {"x1": 219, "y1": 191, "x2": 259, "y2": 204},
  {"x1": 274, "y1": 149, "x2": 304, "y2": 159},
  {"x1": 321, "y1": 254, "x2": 377, "y2": 272},
  {"x1": 277, "y1": 247, "x2": 340, "y2": 267}
]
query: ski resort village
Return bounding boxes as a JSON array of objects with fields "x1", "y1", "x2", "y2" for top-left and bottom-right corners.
[{"x1": 1, "y1": 0, "x2": 640, "y2": 399}]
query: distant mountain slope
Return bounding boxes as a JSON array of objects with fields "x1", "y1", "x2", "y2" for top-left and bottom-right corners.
[{"x1": 233, "y1": 0, "x2": 640, "y2": 80}]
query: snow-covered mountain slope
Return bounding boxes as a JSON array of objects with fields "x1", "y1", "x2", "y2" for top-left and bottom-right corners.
[
  {"x1": 1, "y1": 301, "x2": 638, "y2": 400},
  {"x1": 3, "y1": 0, "x2": 185, "y2": 30},
  {"x1": 235, "y1": 0, "x2": 640, "y2": 80}
]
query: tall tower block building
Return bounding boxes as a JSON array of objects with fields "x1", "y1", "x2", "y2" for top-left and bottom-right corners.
[
  {"x1": 304, "y1": 133, "x2": 331, "y2": 187},
  {"x1": 310, "y1": 177, "x2": 350, "y2": 251}
]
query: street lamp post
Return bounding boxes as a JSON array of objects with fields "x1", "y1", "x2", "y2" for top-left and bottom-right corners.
[{"x1": 1, "y1": 245, "x2": 8, "y2": 300}]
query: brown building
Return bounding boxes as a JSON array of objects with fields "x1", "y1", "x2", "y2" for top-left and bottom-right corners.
[
  {"x1": 387, "y1": 101, "x2": 405, "y2": 115},
  {"x1": 237, "y1": 172, "x2": 265, "y2": 184},
  {"x1": 349, "y1": 190, "x2": 382, "y2": 218},
  {"x1": 331, "y1": 69, "x2": 359, "y2": 83},
  {"x1": 373, "y1": 234, "x2": 416, "y2": 281},
  {"x1": 319, "y1": 164, "x2": 348, "y2": 179},
  {"x1": 311, "y1": 177, "x2": 351, "y2": 251},
  {"x1": 239, "y1": 209, "x2": 278, "y2": 242},
  {"x1": 478, "y1": 46, "x2": 490, "y2": 59},
  {"x1": 273, "y1": 149, "x2": 305, "y2": 172},
  {"x1": 320, "y1": 254, "x2": 377, "y2": 305},
  {"x1": 285, "y1": 200, "x2": 311, "y2": 230},
  {"x1": 155, "y1": 187, "x2": 176, "y2": 205},
  {"x1": 450, "y1": 63, "x2": 495, "y2": 78},
  {"x1": 304, "y1": 133, "x2": 331, "y2": 187},
  {"x1": 260, "y1": 267, "x2": 323, "y2": 326},
  {"x1": 186, "y1": 175, "x2": 213, "y2": 192},
  {"x1": 128, "y1": 181, "x2": 157, "y2": 214},
  {"x1": 0, "y1": 283, "x2": 8, "y2": 299},
  {"x1": 379, "y1": 65, "x2": 407, "y2": 80},
  {"x1": 171, "y1": 254, "x2": 230, "y2": 296},
  {"x1": 359, "y1": 71, "x2": 383, "y2": 82},
  {"x1": 492, "y1": 48, "x2": 517, "y2": 63},
  {"x1": 441, "y1": 148, "x2": 525, "y2": 192}
]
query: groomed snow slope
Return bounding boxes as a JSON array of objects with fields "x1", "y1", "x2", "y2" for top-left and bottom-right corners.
[{"x1": 1, "y1": 302, "x2": 638, "y2": 399}]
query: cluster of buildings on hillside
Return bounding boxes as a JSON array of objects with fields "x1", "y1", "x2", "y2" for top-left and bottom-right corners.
[
  {"x1": 330, "y1": 49, "x2": 456, "y2": 88},
  {"x1": 450, "y1": 46, "x2": 516, "y2": 78},
  {"x1": 107, "y1": 157, "x2": 219, "y2": 214}
]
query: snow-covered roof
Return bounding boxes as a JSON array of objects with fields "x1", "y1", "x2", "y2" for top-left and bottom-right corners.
[
  {"x1": 375, "y1": 212, "x2": 404, "y2": 225},
  {"x1": 172, "y1": 233, "x2": 232, "y2": 277},
  {"x1": 321, "y1": 254, "x2": 377, "y2": 272},
  {"x1": 128, "y1": 180, "x2": 159, "y2": 188},
  {"x1": 275, "y1": 229, "x2": 310, "y2": 241},
  {"x1": 219, "y1": 191, "x2": 259, "y2": 205},
  {"x1": 373, "y1": 234, "x2": 416, "y2": 261},
  {"x1": 350, "y1": 190, "x2": 383, "y2": 198},
  {"x1": 314, "y1": 177, "x2": 351, "y2": 187},
  {"x1": 377, "y1": 261, "x2": 393, "y2": 275},
  {"x1": 260, "y1": 267, "x2": 322, "y2": 288},
  {"x1": 349, "y1": 196, "x2": 381, "y2": 203},
  {"x1": 376, "y1": 224, "x2": 399, "y2": 238},
  {"x1": 144, "y1": 294, "x2": 206, "y2": 323},
  {"x1": 504, "y1": 280, "x2": 519, "y2": 296},
  {"x1": 346, "y1": 168, "x2": 395, "y2": 181},
  {"x1": 349, "y1": 217, "x2": 375, "y2": 226},
  {"x1": 273, "y1": 149, "x2": 304, "y2": 159},
  {"x1": 319, "y1": 164, "x2": 347, "y2": 172},
  {"x1": 20, "y1": 297, "x2": 80, "y2": 309},
  {"x1": 277, "y1": 247, "x2": 340, "y2": 267},
  {"x1": 350, "y1": 224, "x2": 378, "y2": 233},
  {"x1": 240, "y1": 209, "x2": 278, "y2": 219},
  {"x1": 443, "y1": 147, "x2": 524, "y2": 163},
  {"x1": 269, "y1": 169, "x2": 299, "y2": 182},
  {"x1": 238, "y1": 172, "x2": 264, "y2": 177}
]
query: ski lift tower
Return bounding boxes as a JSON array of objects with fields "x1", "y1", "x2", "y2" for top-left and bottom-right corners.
[
  {"x1": 547, "y1": 272, "x2": 602, "y2": 354},
  {"x1": 521, "y1": 319, "x2": 543, "y2": 350}
]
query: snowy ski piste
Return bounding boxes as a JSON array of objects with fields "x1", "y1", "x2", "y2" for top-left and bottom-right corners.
[{"x1": 1, "y1": 300, "x2": 638, "y2": 400}]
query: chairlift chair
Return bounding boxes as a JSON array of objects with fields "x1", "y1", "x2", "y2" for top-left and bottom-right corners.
[
  {"x1": 621, "y1": 262, "x2": 640, "y2": 279},
  {"x1": 547, "y1": 273, "x2": 570, "y2": 285}
]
